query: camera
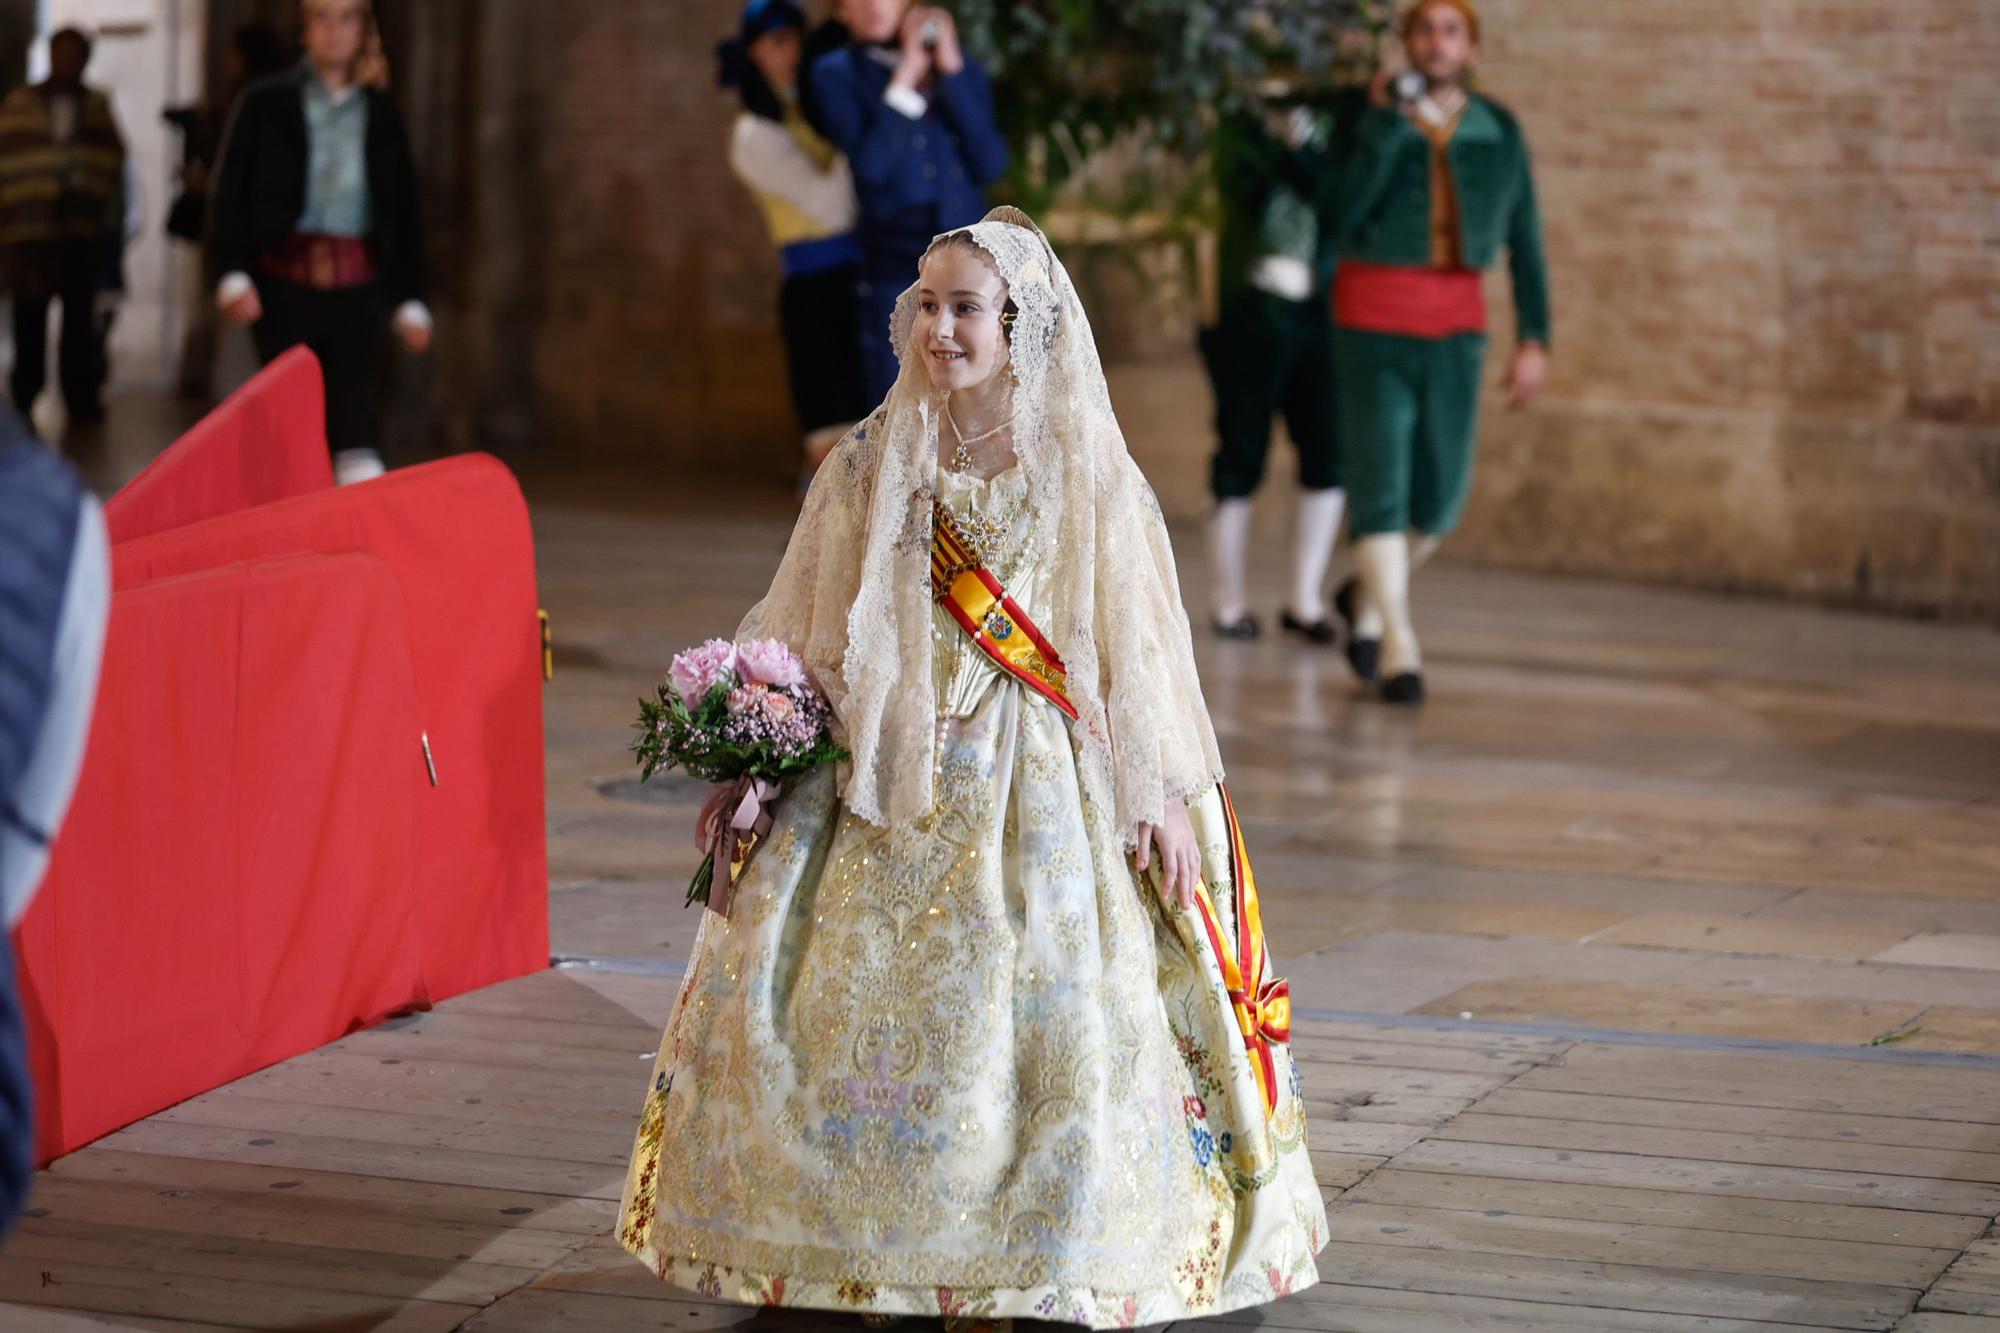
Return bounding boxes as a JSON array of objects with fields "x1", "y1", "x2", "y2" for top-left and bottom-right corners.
[
  {"x1": 1391, "y1": 69, "x2": 1428, "y2": 104},
  {"x1": 921, "y1": 17, "x2": 941, "y2": 50}
]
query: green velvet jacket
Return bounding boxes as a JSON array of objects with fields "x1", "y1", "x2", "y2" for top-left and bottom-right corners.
[
  {"x1": 1212, "y1": 106, "x2": 1341, "y2": 316},
  {"x1": 1328, "y1": 90, "x2": 1551, "y2": 346}
]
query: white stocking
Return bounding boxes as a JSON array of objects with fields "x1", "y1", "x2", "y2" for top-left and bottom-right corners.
[
  {"x1": 1353, "y1": 529, "x2": 1443, "y2": 641},
  {"x1": 1356, "y1": 531, "x2": 1420, "y2": 676},
  {"x1": 1210, "y1": 498, "x2": 1254, "y2": 623},
  {"x1": 1291, "y1": 487, "x2": 1345, "y2": 623}
]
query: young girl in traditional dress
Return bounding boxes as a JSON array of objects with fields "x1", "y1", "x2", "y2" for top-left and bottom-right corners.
[{"x1": 617, "y1": 207, "x2": 1326, "y2": 1330}]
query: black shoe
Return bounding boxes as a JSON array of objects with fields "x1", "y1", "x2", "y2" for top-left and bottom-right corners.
[
  {"x1": 1280, "y1": 609, "x2": 1338, "y2": 646},
  {"x1": 1212, "y1": 612, "x2": 1261, "y2": 640},
  {"x1": 1380, "y1": 671, "x2": 1426, "y2": 705},
  {"x1": 1333, "y1": 578, "x2": 1381, "y2": 683}
]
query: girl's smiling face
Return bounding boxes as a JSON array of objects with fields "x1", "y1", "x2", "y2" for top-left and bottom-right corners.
[{"x1": 914, "y1": 246, "x2": 1011, "y2": 394}]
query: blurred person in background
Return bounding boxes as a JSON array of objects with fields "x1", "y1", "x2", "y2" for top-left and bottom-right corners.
[
  {"x1": 0, "y1": 407, "x2": 112, "y2": 1233},
  {"x1": 0, "y1": 26, "x2": 126, "y2": 426},
  {"x1": 90, "y1": 150, "x2": 144, "y2": 398},
  {"x1": 210, "y1": 0, "x2": 431, "y2": 486},
  {"x1": 807, "y1": 0, "x2": 1007, "y2": 405},
  {"x1": 165, "y1": 24, "x2": 290, "y2": 400},
  {"x1": 720, "y1": 0, "x2": 868, "y2": 479},
  {"x1": 1202, "y1": 84, "x2": 1346, "y2": 645},
  {"x1": 797, "y1": 0, "x2": 850, "y2": 138},
  {"x1": 1328, "y1": 0, "x2": 1548, "y2": 703}
]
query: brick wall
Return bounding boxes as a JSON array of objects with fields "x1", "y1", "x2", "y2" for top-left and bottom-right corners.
[
  {"x1": 1458, "y1": 0, "x2": 2000, "y2": 616},
  {"x1": 529, "y1": 0, "x2": 798, "y2": 466}
]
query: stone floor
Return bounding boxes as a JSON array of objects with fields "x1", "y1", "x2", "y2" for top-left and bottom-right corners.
[
  {"x1": 4, "y1": 453, "x2": 1999, "y2": 1328},
  {"x1": 529, "y1": 472, "x2": 2000, "y2": 1056}
]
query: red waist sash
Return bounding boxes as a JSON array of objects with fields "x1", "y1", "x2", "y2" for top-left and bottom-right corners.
[
  {"x1": 1334, "y1": 261, "x2": 1486, "y2": 338},
  {"x1": 262, "y1": 232, "x2": 380, "y2": 290}
]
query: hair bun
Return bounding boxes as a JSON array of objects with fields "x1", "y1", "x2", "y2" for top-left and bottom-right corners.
[{"x1": 981, "y1": 205, "x2": 1046, "y2": 239}]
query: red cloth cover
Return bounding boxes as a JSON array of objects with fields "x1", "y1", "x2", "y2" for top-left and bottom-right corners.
[
  {"x1": 15, "y1": 554, "x2": 427, "y2": 1161},
  {"x1": 16, "y1": 352, "x2": 548, "y2": 1165},
  {"x1": 107, "y1": 455, "x2": 549, "y2": 1009},
  {"x1": 104, "y1": 347, "x2": 332, "y2": 547}
]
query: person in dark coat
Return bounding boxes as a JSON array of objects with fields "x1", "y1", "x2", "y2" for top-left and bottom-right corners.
[{"x1": 210, "y1": 0, "x2": 431, "y2": 484}]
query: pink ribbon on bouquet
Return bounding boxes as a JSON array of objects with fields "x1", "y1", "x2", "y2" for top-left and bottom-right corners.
[{"x1": 695, "y1": 775, "x2": 779, "y2": 918}]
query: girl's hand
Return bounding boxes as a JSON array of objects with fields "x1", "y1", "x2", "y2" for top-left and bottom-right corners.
[{"x1": 1136, "y1": 800, "x2": 1201, "y2": 912}]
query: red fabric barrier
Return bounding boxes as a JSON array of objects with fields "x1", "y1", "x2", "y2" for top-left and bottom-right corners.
[
  {"x1": 17, "y1": 349, "x2": 547, "y2": 1163},
  {"x1": 109, "y1": 455, "x2": 548, "y2": 1006},
  {"x1": 16, "y1": 554, "x2": 427, "y2": 1162},
  {"x1": 104, "y1": 347, "x2": 331, "y2": 547}
]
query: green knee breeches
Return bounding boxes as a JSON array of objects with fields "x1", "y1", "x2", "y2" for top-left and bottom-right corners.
[{"x1": 1333, "y1": 328, "x2": 1488, "y2": 538}]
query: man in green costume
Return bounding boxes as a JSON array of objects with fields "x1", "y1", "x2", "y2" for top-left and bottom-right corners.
[
  {"x1": 1200, "y1": 90, "x2": 1345, "y2": 644},
  {"x1": 1329, "y1": 0, "x2": 1549, "y2": 702}
]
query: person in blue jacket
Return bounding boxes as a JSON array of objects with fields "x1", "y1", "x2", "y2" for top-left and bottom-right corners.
[
  {"x1": 0, "y1": 407, "x2": 111, "y2": 1234},
  {"x1": 807, "y1": 0, "x2": 1007, "y2": 405}
]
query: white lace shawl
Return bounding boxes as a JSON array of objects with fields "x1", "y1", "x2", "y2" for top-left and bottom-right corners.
[{"x1": 737, "y1": 207, "x2": 1224, "y2": 848}]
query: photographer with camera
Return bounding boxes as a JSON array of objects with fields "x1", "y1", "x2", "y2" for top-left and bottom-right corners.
[
  {"x1": 1327, "y1": 0, "x2": 1549, "y2": 704},
  {"x1": 807, "y1": 0, "x2": 1007, "y2": 405}
]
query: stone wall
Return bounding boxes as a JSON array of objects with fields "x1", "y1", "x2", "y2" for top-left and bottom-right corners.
[{"x1": 1459, "y1": 0, "x2": 2000, "y2": 617}]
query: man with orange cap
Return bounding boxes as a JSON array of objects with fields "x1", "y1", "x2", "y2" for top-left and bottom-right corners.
[{"x1": 1328, "y1": 0, "x2": 1549, "y2": 703}]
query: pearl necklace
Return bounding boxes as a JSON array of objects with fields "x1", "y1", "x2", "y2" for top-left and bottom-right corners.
[{"x1": 944, "y1": 395, "x2": 1016, "y2": 475}]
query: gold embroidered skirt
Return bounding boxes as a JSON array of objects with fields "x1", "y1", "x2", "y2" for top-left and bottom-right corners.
[{"x1": 615, "y1": 679, "x2": 1326, "y2": 1328}]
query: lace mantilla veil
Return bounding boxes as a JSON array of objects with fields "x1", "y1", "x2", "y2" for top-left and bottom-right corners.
[{"x1": 738, "y1": 206, "x2": 1224, "y2": 848}]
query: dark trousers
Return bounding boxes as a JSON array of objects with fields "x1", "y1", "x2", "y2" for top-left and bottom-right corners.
[
  {"x1": 779, "y1": 264, "x2": 868, "y2": 432},
  {"x1": 250, "y1": 275, "x2": 388, "y2": 458},
  {"x1": 10, "y1": 242, "x2": 105, "y2": 417},
  {"x1": 1201, "y1": 293, "x2": 1343, "y2": 501},
  {"x1": 856, "y1": 241, "x2": 924, "y2": 408}
]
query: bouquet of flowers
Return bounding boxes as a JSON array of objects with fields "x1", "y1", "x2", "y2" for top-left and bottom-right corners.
[{"x1": 632, "y1": 637, "x2": 847, "y2": 915}]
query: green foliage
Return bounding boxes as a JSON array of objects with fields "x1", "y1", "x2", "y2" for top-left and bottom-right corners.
[{"x1": 953, "y1": 0, "x2": 1385, "y2": 217}]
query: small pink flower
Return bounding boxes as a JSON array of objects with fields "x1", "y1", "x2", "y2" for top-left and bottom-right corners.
[
  {"x1": 669, "y1": 638, "x2": 738, "y2": 701},
  {"x1": 735, "y1": 637, "x2": 807, "y2": 689},
  {"x1": 726, "y1": 684, "x2": 767, "y2": 715},
  {"x1": 762, "y1": 692, "x2": 796, "y2": 724}
]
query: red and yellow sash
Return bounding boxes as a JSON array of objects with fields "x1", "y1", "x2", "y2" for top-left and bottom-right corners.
[
  {"x1": 1188, "y1": 786, "x2": 1293, "y2": 1117},
  {"x1": 930, "y1": 500, "x2": 1078, "y2": 720}
]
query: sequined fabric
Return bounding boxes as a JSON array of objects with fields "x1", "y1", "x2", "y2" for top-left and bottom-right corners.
[{"x1": 616, "y1": 476, "x2": 1327, "y2": 1328}]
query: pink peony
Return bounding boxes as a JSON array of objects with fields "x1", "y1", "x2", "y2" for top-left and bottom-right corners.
[
  {"x1": 669, "y1": 638, "x2": 738, "y2": 702},
  {"x1": 735, "y1": 638, "x2": 807, "y2": 689}
]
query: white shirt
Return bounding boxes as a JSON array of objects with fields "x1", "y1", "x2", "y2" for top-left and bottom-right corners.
[{"x1": 727, "y1": 114, "x2": 859, "y2": 234}]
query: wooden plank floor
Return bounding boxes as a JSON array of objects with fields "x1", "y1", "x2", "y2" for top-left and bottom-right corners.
[
  {"x1": 10, "y1": 983, "x2": 2000, "y2": 1330},
  {"x1": 6, "y1": 473, "x2": 1998, "y2": 1329}
]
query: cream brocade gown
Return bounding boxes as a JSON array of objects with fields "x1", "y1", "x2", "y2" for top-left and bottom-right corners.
[{"x1": 617, "y1": 467, "x2": 1327, "y2": 1328}]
